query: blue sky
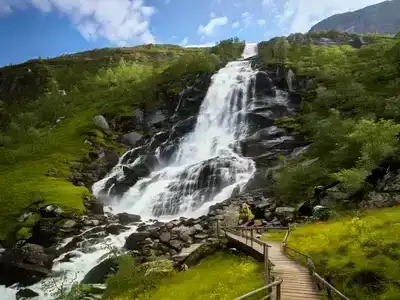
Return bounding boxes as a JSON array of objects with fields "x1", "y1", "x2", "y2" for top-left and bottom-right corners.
[{"x1": 0, "y1": 0, "x2": 385, "y2": 66}]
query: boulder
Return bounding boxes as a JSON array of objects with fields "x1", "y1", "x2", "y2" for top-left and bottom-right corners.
[
  {"x1": 105, "y1": 224, "x2": 130, "y2": 235},
  {"x1": 182, "y1": 241, "x2": 222, "y2": 267},
  {"x1": 29, "y1": 219, "x2": 59, "y2": 247},
  {"x1": 119, "y1": 131, "x2": 143, "y2": 147},
  {"x1": 159, "y1": 231, "x2": 172, "y2": 243},
  {"x1": 125, "y1": 232, "x2": 151, "y2": 250},
  {"x1": 39, "y1": 205, "x2": 63, "y2": 218},
  {"x1": 360, "y1": 191, "x2": 400, "y2": 209},
  {"x1": 16, "y1": 288, "x2": 39, "y2": 299},
  {"x1": 0, "y1": 244, "x2": 53, "y2": 286},
  {"x1": 81, "y1": 257, "x2": 118, "y2": 284},
  {"x1": 275, "y1": 207, "x2": 296, "y2": 225},
  {"x1": 93, "y1": 115, "x2": 110, "y2": 132},
  {"x1": 117, "y1": 213, "x2": 141, "y2": 225},
  {"x1": 85, "y1": 198, "x2": 104, "y2": 215},
  {"x1": 169, "y1": 240, "x2": 184, "y2": 251},
  {"x1": 61, "y1": 220, "x2": 78, "y2": 229},
  {"x1": 147, "y1": 109, "x2": 167, "y2": 127},
  {"x1": 255, "y1": 71, "x2": 277, "y2": 97}
]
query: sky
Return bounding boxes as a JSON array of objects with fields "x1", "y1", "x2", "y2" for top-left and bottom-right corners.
[{"x1": 0, "y1": 0, "x2": 387, "y2": 66}]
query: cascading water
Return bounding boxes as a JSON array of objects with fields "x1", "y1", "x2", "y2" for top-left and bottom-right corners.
[{"x1": 93, "y1": 43, "x2": 259, "y2": 219}]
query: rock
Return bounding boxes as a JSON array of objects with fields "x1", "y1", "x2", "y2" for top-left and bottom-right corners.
[
  {"x1": 285, "y1": 69, "x2": 296, "y2": 92},
  {"x1": 192, "y1": 224, "x2": 203, "y2": 233},
  {"x1": 29, "y1": 219, "x2": 59, "y2": 247},
  {"x1": 16, "y1": 288, "x2": 39, "y2": 299},
  {"x1": 360, "y1": 191, "x2": 400, "y2": 208},
  {"x1": 85, "y1": 199, "x2": 104, "y2": 215},
  {"x1": 104, "y1": 151, "x2": 120, "y2": 170},
  {"x1": 182, "y1": 241, "x2": 222, "y2": 267},
  {"x1": 81, "y1": 257, "x2": 118, "y2": 284},
  {"x1": 119, "y1": 131, "x2": 143, "y2": 147},
  {"x1": 59, "y1": 251, "x2": 82, "y2": 263},
  {"x1": 255, "y1": 71, "x2": 276, "y2": 97},
  {"x1": 117, "y1": 213, "x2": 141, "y2": 225},
  {"x1": 39, "y1": 205, "x2": 63, "y2": 218},
  {"x1": 61, "y1": 220, "x2": 78, "y2": 229},
  {"x1": 105, "y1": 224, "x2": 130, "y2": 235},
  {"x1": 86, "y1": 283, "x2": 107, "y2": 294},
  {"x1": 275, "y1": 207, "x2": 296, "y2": 224},
  {"x1": 159, "y1": 231, "x2": 171, "y2": 243},
  {"x1": 147, "y1": 109, "x2": 167, "y2": 127},
  {"x1": 0, "y1": 244, "x2": 53, "y2": 286},
  {"x1": 169, "y1": 239, "x2": 184, "y2": 251},
  {"x1": 93, "y1": 115, "x2": 110, "y2": 132},
  {"x1": 194, "y1": 234, "x2": 208, "y2": 241},
  {"x1": 125, "y1": 232, "x2": 151, "y2": 250},
  {"x1": 171, "y1": 226, "x2": 194, "y2": 242},
  {"x1": 241, "y1": 136, "x2": 296, "y2": 157}
]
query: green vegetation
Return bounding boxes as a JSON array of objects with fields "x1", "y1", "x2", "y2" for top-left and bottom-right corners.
[
  {"x1": 287, "y1": 207, "x2": 400, "y2": 299},
  {"x1": 0, "y1": 40, "x2": 244, "y2": 239},
  {"x1": 257, "y1": 34, "x2": 400, "y2": 204},
  {"x1": 104, "y1": 252, "x2": 264, "y2": 300}
]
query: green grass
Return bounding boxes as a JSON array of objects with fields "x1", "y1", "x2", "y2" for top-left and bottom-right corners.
[
  {"x1": 261, "y1": 229, "x2": 287, "y2": 242},
  {"x1": 106, "y1": 252, "x2": 266, "y2": 300},
  {"x1": 286, "y1": 207, "x2": 400, "y2": 300}
]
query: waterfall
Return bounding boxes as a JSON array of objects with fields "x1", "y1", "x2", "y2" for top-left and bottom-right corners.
[{"x1": 93, "y1": 44, "x2": 259, "y2": 219}]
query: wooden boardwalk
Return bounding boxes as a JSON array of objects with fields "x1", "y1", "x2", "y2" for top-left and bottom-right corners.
[{"x1": 226, "y1": 231, "x2": 322, "y2": 300}]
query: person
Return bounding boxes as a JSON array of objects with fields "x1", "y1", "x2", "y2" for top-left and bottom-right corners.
[{"x1": 238, "y1": 203, "x2": 254, "y2": 225}]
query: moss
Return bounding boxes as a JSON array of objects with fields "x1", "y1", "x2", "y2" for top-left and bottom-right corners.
[
  {"x1": 286, "y1": 207, "x2": 400, "y2": 299},
  {"x1": 16, "y1": 227, "x2": 32, "y2": 240}
]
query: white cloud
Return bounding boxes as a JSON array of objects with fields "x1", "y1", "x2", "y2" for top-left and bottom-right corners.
[
  {"x1": 0, "y1": 0, "x2": 157, "y2": 44},
  {"x1": 232, "y1": 21, "x2": 240, "y2": 28},
  {"x1": 180, "y1": 37, "x2": 188, "y2": 46},
  {"x1": 274, "y1": 0, "x2": 384, "y2": 33},
  {"x1": 241, "y1": 11, "x2": 253, "y2": 28},
  {"x1": 257, "y1": 19, "x2": 266, "y2": 27},
  {"x1": 197, "y1": 16, "x2": 228, "y2": 36}
]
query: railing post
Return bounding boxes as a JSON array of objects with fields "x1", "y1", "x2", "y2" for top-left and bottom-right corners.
[
  {"x1": 251, "y1": 228, "x2": 254, "y2": 248},
  {"x1": 276, "y1": 282, "x2": 281, "y2": 300},
  {"x1": 264, "y1": 244, "x2": 270, "y2": 286}
]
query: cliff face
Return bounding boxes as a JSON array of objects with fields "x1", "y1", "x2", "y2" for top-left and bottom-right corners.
[{"x1": 310, "y1": 0, "x2": 400, "y2": 35}]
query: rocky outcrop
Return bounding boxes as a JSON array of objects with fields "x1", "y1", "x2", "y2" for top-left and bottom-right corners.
[
  {"x1": 93, "y1": 115, "x2": 110, "y2": 132},
  {"x1": 0, "y1": 243, "x2": 54, "y2": 286}
]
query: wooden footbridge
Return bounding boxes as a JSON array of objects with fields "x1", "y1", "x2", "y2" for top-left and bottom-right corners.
[{"x1": 221, "y1": 226, "x2": 350, "y2": 300}]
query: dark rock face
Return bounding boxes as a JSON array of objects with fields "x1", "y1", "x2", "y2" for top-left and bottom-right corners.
[
  {"x1": 118, "y1": 213, "x2": 141, "y2": 225},
  {"x1": 0, "y1": 244, "x2": 54, "y2": 286},
  {"x1": 125, "y1": 232, "x2": 152, "y2": 250},
  {"x1": 255, "y1": 71, "x2": 276, "y2": 98},
  {"x1": 16, "y1": 288, "x2": 39, "y2": 299},
  {"x1": 29, "y1": 219, "x2": 59, "y2": 247},
  {"x1": 81, "y1": 257, "x2": 118, "y2": 284}
]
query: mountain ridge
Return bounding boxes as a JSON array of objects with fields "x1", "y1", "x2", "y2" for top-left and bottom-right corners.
[{"x1": 310, "y1": 0, "x2": 400, "y2": 34}]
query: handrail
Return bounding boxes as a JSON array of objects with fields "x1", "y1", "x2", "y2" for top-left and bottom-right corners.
[
  {"x1": 282, "y1": 229, "x2": 351, "y2": 300},
  {"x1": 221, "y1": 224, "x2": 281, "y2": 299},
  {"x1": 234, "y1": 279, "x2": 283, "y2": 300}
]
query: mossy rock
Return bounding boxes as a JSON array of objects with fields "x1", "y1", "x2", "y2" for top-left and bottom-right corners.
[{"x1": 16, "y1": 227, "x2": 32, "y2": 240}]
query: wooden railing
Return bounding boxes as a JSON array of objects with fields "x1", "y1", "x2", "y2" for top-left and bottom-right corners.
[
  {"x1": 282, "y1": 229, "x2": 351, "y2": 300},
  {"x1": 221, "y1": 225, "x2": 284, "y2": 300}
]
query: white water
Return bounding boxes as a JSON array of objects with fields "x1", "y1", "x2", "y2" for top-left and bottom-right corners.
[
  {"x1": 1, "y1": 44, "x2": 259, "y2": 299},
  {"x1": 94, "y1": 44, "x2": 259, "y2": 219}
]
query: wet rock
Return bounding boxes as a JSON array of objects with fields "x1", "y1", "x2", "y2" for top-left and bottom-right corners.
[
  {"x1": 85, "y1": 198, "x2": 104, "y2": 215},
  {"x1": 119, "y1": 131, "x2": 143, "y2": 147},
  {"x1": 125, "y1": 232, "x2": 152, "y2": 250},
  {"x1": 117, "y1": 213, "x2": 141, "y2": 225},
  {"x1": 16, "y1": 288, "x2": 39, "y2": 299},
  {"x1": 93, "y1": 115, "x2": 110, "y2": 132},
  {"x1": 147, "y1": 109, "x2": 167, "y2": 127},
  {"x1": 241, "y1": 136, "x2": 296, "y2": 157},
  {"x1": 29, "y1": 219, "x2": 59, "y2": 247},
  {"x1": 59, "y1": 251, "x2": 82, "y2": 263},
  {"x1": 0, "y1": 243, "x2": 53, "y2": 286},
  {"x1": 255, "y1": 71, "x2": 276, "y2": 97},
  {"x1": 105, "y1": 224, "x2": 130, "y2": 235},
  {"x1": 39, "y1": 205, "x2": 63, "y2": 218},
  {"x1": 61, "y1": 220, "x2": 78, "y2": 229},
  {"x1": 81, "y1": 257, "x2": 118, "y2": 284}
]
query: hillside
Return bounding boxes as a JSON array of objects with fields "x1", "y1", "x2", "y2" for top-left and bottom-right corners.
[{"x1": 310, "y1": 0, "x2": 400, "y2": 34}]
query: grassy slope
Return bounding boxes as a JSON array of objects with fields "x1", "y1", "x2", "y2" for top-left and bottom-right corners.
[
  {"x1": 287, "y1": 207, "x2": 400, "y2": 299},
  {"x1": 106, "y1": 252, "x2": 265, "y2": 300},
  {"x1": 0, "y1": 45, "x2": 207, "y2": 240}
]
